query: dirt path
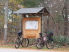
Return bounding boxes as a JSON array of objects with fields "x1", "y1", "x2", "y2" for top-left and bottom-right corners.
[
  {"x1": 0, "y1": 43, "x2": 69, "y2": 52},
  {"x1": 0, "y1": 47, "x2": 69, "y2": 52}
]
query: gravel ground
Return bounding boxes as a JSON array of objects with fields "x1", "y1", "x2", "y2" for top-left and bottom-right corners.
[
  {"x1": 0, "y1": 48, "x2": 68, "y2": 52},
  {"x1": 0, "y1": 48, "x2": 47, "y2": 52},
  {"x1": 0, "y1": 48, "x2": 45, "y2": 52}
]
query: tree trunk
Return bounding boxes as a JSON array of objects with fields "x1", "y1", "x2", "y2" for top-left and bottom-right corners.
[
  {"x1": 64, "y1": 0, "x2": 68, "y2": 36},
  {"x1": 4, "y1": 0, "x2": 9, "y2": 44}
]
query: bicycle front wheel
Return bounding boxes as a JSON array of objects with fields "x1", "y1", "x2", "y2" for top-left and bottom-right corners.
[
  {"x1": 36, "y1": 38, "x2": 44, "y2": 49},
  {"x1": 15, "y1": 38, "x2": 20, "y2": 49},
  {"x1": 22, "y1": 38, "x2": 29, "y2": 47},
  {"x1": 46, "y1": 40, "x2": 54, "y2": 49}
]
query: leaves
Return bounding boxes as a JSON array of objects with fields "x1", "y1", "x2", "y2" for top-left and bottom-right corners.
[{"x1": 20, "y1": 0, "x2": 41, "y2": 8}]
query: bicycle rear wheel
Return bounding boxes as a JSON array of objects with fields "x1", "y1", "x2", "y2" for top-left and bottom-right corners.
[
  {"x1": 15, "y1": 38, "x2": 20, "y2": 49},
  {"x1": 36, "y1": 38, "x2": 44, "y2": 49},
  {"x1": 22, "y1": 38, "x2": 29, "y2": 47},
  {"x1": 46, "y1": 40, "x2": 54, "y2": 49}
]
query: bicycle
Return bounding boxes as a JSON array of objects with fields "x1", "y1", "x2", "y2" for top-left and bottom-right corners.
[
  {"x1": 15, "y1": 31, "x2": 29, "y2": 48},
  {"x1": 36, "y1": 31, "x2": 54, "y2": 49},
  {"x1": 15, "y1": 31, "x2": 23, "y2": 48}
]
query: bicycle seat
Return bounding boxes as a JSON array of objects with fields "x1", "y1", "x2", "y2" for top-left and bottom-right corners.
[{"x1": 17, "y1": 31, "x2": 22, "y2": 36}]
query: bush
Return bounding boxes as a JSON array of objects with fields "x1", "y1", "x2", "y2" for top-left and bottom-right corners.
[{"x1": 53, "y1": 35, "x2": 69, "y2": 46}]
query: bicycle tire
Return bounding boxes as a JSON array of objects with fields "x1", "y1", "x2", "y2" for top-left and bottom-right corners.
[
  {"x1": 22, "y1": 38, "x2": 29, "y2": 47},
  {"x1": 46, "y1": 40, "x2": 54, "y2": 49},
  {"x1": 36, "y1": 38, "x2": 44, "y2": 49},
  {"x1": 15, "y1": 38, "x2": 20, "y2": 49}
]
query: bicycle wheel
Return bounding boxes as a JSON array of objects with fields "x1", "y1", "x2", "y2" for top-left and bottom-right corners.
[
  {"x1": 46, "y1": 40, "x2": 54, "y2": 49},
  {"x1": 22, "y1": 38, "x2": 29, "y2": 47},
  {"x1": 36, "y1": 38, "x2": 44, "y2": 49},
  {"x1": 15, "y1": 38, "x2": 20, "y2": 49}
]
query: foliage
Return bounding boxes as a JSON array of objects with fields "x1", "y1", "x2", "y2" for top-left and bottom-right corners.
[
  {"x1": 19, "y1": 0, "x2": 41, "y2": 8},
  {"x1": 9, "y1": 0, "x2": 41, "y2": 8},
  {"x1": 0, "y1": 7, "x2": 4, "y2": 28},
  {"x1": 0, "y1": 0, "x2": 5, "y2": 3},
  {"x1": 53, "y1": 35, "x2": 69, "y2": 46},
  {"x1": 0, "y1": 17, "x2": 4, "y2": 28},
  {"x1": 55, "y1": 14, "x2": 64, "y2": 22},
  {"x1": 9, "y1": 0, "x2": 21, "y2": 10}
]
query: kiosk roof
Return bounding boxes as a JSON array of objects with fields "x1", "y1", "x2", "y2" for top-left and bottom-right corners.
[{"x1": 14, "y1": 7, "x2": 49, "y2": 14}]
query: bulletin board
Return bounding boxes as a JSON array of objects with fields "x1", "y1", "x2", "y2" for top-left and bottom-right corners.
[{"x1": 22, "y1": 17, "x2": 41, "y2": 38}]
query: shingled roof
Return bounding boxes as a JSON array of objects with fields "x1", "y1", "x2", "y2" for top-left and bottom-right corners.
[{"x1": 14, "y1": 7, "x2": 49, "y2": 14}]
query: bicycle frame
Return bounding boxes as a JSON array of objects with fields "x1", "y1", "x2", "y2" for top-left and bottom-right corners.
[{"x1": 39, "y1": 33, "x2": 47, "y2": 42}]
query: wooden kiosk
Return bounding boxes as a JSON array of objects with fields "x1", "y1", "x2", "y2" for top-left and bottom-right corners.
[
  {"x1": 14, "y1": 7, "x2": 49, "y2": 38},
  {"x1": 23, "y1": 17, "x2": 41, "y2": 38}
]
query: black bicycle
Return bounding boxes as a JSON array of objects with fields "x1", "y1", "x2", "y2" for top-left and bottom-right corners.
[
  {"x1": 36, "y1": 32, "x2": 54, "y2": 49},
  {"x1": 15, "y1": 31, "x2": 29, "y2": 48}
]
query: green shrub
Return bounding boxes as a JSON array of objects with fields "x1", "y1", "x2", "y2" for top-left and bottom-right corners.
[{"x1": 53, "y1": 35, "x2": 69, "y2": 46}]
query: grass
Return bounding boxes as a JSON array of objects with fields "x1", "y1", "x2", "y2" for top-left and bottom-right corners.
[{"x1": 0, "y1": 45, "x2": 14, "y2": 48}]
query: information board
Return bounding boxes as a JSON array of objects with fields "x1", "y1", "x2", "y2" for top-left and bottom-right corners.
[
  {"x1": 22, "y1": 17, "x2": 41, "y2": 38},
  {"x1": 25, "y1": 21, "x2": 38, "y2": 29}
]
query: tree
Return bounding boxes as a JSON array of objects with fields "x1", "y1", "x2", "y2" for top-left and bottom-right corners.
[
  {"x1": 16, "y1": 0, "x2": 41, "y2": 8},
  {"x1": 62, "y1": 0, "x2": 68, "y2": 36},
  {"x1": 4, "y1": 0, "x2": 9, "y2": 44},
  {"x1": 42, "y1": 0, "x2": 69, "y2": 36}
]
